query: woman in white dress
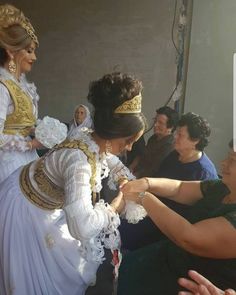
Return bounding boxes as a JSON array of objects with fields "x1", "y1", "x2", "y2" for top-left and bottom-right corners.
[
  {"x1": 67, "y1": 104, "x2": 93, "y2": 138},
  {"x1": 0, "y1": 72, "x2": 147, "y2": 295},
  {"x1": 0, "y1": 4, "x2": 42, "y2": 184}
]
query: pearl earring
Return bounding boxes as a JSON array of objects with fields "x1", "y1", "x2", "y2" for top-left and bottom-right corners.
[{"x1": 8, "y1": 59, "x2": 16, "y2": 74}]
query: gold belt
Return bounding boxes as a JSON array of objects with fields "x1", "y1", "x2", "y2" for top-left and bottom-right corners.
[
  {"x1": 4, "y1": 126, "x2": 33, "y2": 137},
  {"x1": 19, "y1": 162, "x2": 64, "y2": 210}
]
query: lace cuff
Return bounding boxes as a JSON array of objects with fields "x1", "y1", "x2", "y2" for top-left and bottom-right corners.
[
  {"x1": 121, "y1": 201, "x2": 147, "y2": 224},
  {"x1": 0, "y1": 119, "x2": 30, "y2": 151},
  {"x1": 107, "y1": 156, "x2": 135, "y2": 190},
  {"x1": 79, "y1": 200, "x2": 121, "y2": 264},
  {"x1": 105, "y1": 154, "x2": 147, "y2": 224}
]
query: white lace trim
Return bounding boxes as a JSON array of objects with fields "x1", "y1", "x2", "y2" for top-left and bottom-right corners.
[
  {"x1": 121, "y1": 201, "x2": 147, "y2": 224},
  {"x1": 0, "y1": 119, "x2": 29, "y2": 154},
  {"x1": 79, "y1": 200, "x2": 120, "y2": 264},
  {"x1": 107, "y1": 157, "x2": 135, "y2": 190}
]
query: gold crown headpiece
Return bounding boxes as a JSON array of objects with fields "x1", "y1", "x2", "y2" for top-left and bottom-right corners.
[
  {"x1": 0, "y1": 4, "x2": 39, "y2": 46},
  {"x1": 21, "y1": 20, "x2": 39, "y2": 46},
  {"x1": 114, "y1": 93, "x2": 142, "y2": 114}
]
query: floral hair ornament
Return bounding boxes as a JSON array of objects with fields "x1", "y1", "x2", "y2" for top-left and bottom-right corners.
[{"x1": 114, "y1": 93, "x2": 142, "y2": 114}]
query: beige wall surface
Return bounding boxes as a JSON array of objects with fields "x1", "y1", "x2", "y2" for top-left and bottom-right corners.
[
  {"x1": 11, "y1": 0, "x2": 178, "y2": 128},
  {"x1": 185, "y1": 0, "x2": 236, "y2": 171}
]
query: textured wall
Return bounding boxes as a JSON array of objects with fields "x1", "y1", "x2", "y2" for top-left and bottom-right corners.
[
  {"x1": 185, "y1": 0, "x2": 236, "y2": 171},
  {"x1": 11, "y1": 0, "x2": 178, "y2": 128}
]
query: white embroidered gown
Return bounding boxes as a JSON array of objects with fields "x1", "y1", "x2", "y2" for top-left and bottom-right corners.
[
  {"x1": 0, "y1": 131, "x2": 131, "y2": 295},
  {"x1": 0, "y1": 68, "x2": 39, "y2": 184}
]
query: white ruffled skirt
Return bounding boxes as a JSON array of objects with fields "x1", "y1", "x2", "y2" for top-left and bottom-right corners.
[
  {"x1": 0, "y1": 168, "x2": 99, "y2": 295},
  {"x1": 0, "y1": 149, "x2": 38, "y2": 184}
]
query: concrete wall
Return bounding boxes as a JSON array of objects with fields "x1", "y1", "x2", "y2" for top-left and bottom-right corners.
[
  {"x1": 185, "y1": 0, "x2": 236, "y2": 171},
  {"x1": 11, "y1": 0, "x2": 178, "y2": 128}
]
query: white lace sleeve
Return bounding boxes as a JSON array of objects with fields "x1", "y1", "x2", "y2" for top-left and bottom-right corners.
[
  {"x1": 61, "y1": 149, "x2": 120, "y2": 263},
  {"x1": 105, "y1": 154, "x2": 147, "y2": 224},
  {"x1": 0, "y1": 83, "x2": 30, "y2": 151},
  {"x1": 0, "y1": 119, "x2": 29, "y2": 151},
  {"x1": 105, "y1": 154, "x2": 135, "y2": 190}
]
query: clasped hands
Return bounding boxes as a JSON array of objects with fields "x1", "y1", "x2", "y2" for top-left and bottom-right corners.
[{"x1": 110, "y1": 178, "x2": 149, "y2": 213}]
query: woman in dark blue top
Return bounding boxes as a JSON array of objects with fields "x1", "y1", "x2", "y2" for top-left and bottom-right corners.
[
  {"x1": 119, "y1": 113, "x2": 218, "y2": 251},
  {"x1": 117, "y1": 140, "x2": 236, "y2": 295}
]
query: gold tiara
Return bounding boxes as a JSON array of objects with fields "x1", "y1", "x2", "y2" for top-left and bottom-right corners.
[
  {"x1": 21, "y1": 21, "x2": 39, "y2": 46},
  {"x1": 0, "y1": 4, "x2": 39, "y2": 46},
  {"x1": 114, "y1": 93, "x2": 142, "y2": 114}
]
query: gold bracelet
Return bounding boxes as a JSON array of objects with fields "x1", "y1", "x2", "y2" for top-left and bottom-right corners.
[
  {"x1": 143, "y1": 177, "x2": 150, "y2": 191},
  {"x1": 118, "y1": 177, "x2": 128, "y2": 185}
]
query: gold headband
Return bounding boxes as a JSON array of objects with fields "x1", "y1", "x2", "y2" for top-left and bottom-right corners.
[
  {"x1": 21, "y1": 21, "x2": 39, "y2": 46},
  {"x1": 0, "y1": 4, "x2": 39, "y2": 46},
  {"x1": 114, "y1": 93, "x2": 142, "y2": 114}
]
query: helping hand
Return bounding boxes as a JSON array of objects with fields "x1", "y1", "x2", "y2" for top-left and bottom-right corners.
[
  {"x1": 120, "y1": 177, "x2": 149, "y2": 194},
  {"x1": 110, "y1": 191, "x2": 125, "y2": 214},
  {"x1": 178, "y1": 270, "x2": 229, "y2": 295}
]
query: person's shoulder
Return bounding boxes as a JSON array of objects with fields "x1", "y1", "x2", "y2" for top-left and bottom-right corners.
[
  {"x1": 200, "y1": 179, "x2": 229, "y2": 197},
  {"x1": 147, "y1": 134, "x2": 156, "y2": 144},
  {"x1": 199, "y1": 153, "x2": 217, "y2": 172},
  {"x1": 199, "y1": 152, "x2": 215, "y2": 164}
]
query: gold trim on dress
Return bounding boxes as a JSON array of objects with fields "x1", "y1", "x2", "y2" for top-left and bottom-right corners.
[
  {"x1": 20, "y1": 163, "x2": 63, "y2": 210},
  {"x1": 19, "y1": 139, "x2": 98, "y2": 210},
  {"x1": 0, "y1": 79, "x2": 36, "y2": 137}
]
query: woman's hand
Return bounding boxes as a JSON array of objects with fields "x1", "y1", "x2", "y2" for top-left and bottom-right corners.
[
  {"x1": 110, "y1": 191, "x2": 125, "y2": 214},
  {"x1": 122, "y1": 192, "x2": 140, "y2": 203},
  {"x1": 118, "y1": 177, "x2": 129, "y2": 189},
  {"x1": 178, "y1": 270, "x2": 230, "y2": 295},
  {"x1": 28, "y1": 138, "x2": 45, "y2": 150},
  {"x1": 120, "y1": 177, "x2": 149, "y2": 193}
]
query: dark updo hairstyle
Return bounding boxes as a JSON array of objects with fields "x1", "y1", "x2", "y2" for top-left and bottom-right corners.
[
  {"x1": 178, "y1": 112, "x2": 211, "y2": 151},
  {"x1": 87, "y1": 72, "x2": 147, "y2": 139}
]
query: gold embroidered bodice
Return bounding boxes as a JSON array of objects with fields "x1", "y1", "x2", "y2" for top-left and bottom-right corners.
[
  {"x1": 1, "y1": 79, "x2": 36, "y2": 136},
  {"x1": 20, "y1": 140, "x2": 97, "y2": 210}
]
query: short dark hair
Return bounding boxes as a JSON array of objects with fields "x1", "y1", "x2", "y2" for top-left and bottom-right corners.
[
  {"x1": 156, "y1": 106, "x2": 179, "y2": 131},
  {"x1": 87, "y1": 72, "x2": 147, "y2": 139},
  {"x1": 178, "y1": 112, "x2": 211, "y2": 151}
]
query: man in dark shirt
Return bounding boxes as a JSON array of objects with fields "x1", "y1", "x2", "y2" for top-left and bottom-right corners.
[{"x1": 131, "y1": 106, "x2": 179, "y2": 177}]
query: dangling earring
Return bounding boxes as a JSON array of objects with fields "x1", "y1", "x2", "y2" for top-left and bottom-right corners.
[
  {"x1": 105, "y1": 140, "x2": 112, "y2": 154},
  {"x1": 8, "y1": 59, "x2": 16, "y2": 74}
]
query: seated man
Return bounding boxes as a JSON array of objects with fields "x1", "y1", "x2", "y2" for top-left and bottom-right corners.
[
  {"x1": 131, "y1": 106, "x2": 179, "y2": 177},
  {"x1": 119, "y1": 112, "x2": 218, "y2": 251}
]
